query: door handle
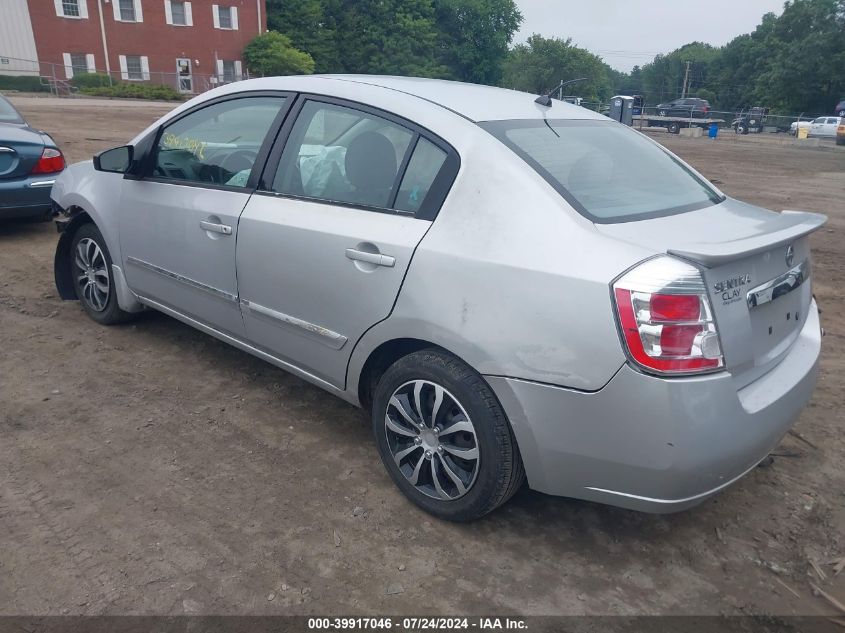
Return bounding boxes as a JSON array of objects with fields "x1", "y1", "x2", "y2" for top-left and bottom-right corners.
[
  {"x1": 200, "y1": 220, "x2": 232, "y2": 235},
  {"x1": 345, "y1": 248, "x2": 395, "y2": 268}
]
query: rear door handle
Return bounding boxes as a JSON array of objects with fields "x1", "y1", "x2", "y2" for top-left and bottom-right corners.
[
  {"x1": 345, "y1": 248, "x2": 395, "y2": 268},
  {"x1": 200, "y1": 220, "x2": 232, "y2": 235}
]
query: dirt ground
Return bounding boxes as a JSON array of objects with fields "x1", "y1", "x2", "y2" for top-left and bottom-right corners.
[{"x1": 1, "y1": 96, "x2": 843, "y2": 618}]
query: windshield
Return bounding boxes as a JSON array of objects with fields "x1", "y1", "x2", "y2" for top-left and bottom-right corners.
[
  {"x1": 0, "y1": 98, "x2": 25, "y2": 124},
  {"x1": 481, "y1": 119, "x2": 723, "y2": 223}
]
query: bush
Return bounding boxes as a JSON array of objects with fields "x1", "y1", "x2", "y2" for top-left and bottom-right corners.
[
  {"x1": 0, "y1": 75, "x2": 50, "y2": 93},
  {"x1": 243, "y1": 31, "x2": 315, "y2": 76},
  {"x1": 79, "y1": 82, "x2": 183, "y2": 101},
  {"x1": 71, "y1": 72, "x2": 113, "y2": 89}
]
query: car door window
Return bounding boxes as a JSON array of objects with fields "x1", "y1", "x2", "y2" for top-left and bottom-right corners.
[
  {"x1": 395, "y1": 137, "x2": 448, "y2": 213},
  {"x1": 153, "y1": 96, "x2": 286, "y2": 188},
  {"x1": 272, "y1": 100, "x2": 414, "y2": 208}
]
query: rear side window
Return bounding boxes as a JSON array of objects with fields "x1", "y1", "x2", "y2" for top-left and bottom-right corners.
[
  {"x1": 395, "y1": 138, "x2": 447, "y2": 213},
  {"x1": 482, "y1": 119, "x2": 723, "y2": 223},
  {"x1": 272, "y1": 100, "x2": 413, "y2": 209}
]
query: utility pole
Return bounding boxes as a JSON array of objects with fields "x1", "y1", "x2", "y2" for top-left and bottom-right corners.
[{"x1": 681, "y1": 61, "x2": 691, "y2": 98}]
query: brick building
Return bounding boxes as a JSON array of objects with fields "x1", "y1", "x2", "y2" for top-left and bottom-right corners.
[{"x1": 0, "y1": 0, "x2": 266, "y2": 93}]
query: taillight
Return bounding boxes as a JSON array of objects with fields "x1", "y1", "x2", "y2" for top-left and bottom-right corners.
[
  {"x1": 613, "y1": 256, "x2": 723, "y2": 375},
  {"x1": 30, "y1": 147, "x2": 65, "y2": 175}
]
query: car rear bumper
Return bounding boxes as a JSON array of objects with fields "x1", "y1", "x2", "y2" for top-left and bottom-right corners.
[
  {"x1": 486, "y1": 299, "x2": 821, "y2": 513},
  {"x1": 0, "y1": 176, "x2": 57, "y2": 219}
]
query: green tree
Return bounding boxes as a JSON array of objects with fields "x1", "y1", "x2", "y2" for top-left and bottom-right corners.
[
  {"x1": 325, "y1": 0, "x2": 447, "y2": 77},
  {"x1": 265, "y1": 0, "x2": 337, "y2": 73},
  {"x1": 632, "y1": 0, "x2": 845, "y2": 114},
  {"x1": 501, "y1": 35, "x2": 615, "y2": 103},
  {"x1": 755, "y1": 0, "x2": 845, "y2": 112},
  {"x1": 433, "y1": 0, "x2": 522, "y2": 84},
  {"x1": 243, "y1": 31, "x2": 316, "y2": 76}
]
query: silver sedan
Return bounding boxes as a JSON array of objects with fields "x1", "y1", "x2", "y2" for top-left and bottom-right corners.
[{"x1": 51, "y1": 76, "x2": 825, "y2": 521}]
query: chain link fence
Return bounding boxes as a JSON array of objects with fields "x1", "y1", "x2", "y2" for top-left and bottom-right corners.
[{"x1": 0, "y1": 55, "x2": 249, "y2": 99}]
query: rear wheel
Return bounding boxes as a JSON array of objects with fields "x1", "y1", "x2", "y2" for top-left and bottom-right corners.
[
  {"x1": 70, "y1": 223, "x2": 133, "y2": 325},
  {"x1": 372, "y1": 349, "x2": 525, "y2": 522},
  {"x1": 667, "y1": 121, "x2": 681, "y2": 134}
]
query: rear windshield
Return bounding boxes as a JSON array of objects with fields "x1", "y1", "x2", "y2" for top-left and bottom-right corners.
[
  {"x1": 481, "y1": 119, "x2": 723, "y2": 223},
  {"x1": 0, "y1": 98, "x2": 24, "y2": 124}
]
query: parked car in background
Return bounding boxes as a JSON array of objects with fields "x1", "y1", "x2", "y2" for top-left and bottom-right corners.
[
  {"x1": 0, "y1": 94, "x2": 65, "y2": 221},
  {"x1": 835, "y1": 99, "x2": 845, "y2": 117},
  {"x1": 837, "y1": 121, "x2": 845, "y2": 146},
  {"x1": 655, "y1": 97, "x2": 710, "y2": 118},
  {"x1": 51, "y1": 76, "x2": 824, "y2": 521},
  {"x1": 808, "y1": 116, "x2": 842, "y2": 138},
  {"x1": 790, "y1": 120, "x2": 812, "y2": 135}
]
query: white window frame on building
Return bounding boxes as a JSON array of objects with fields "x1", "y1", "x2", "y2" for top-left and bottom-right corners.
[
  {"x1": 119, "y1": 55, "x2": 150, "y2": 81},
  {"x1": 212, "y1": 4, "x2": 239, "y2": 30},
  {"x1": 164, "y1": 0, "x2": 193, "y2": 26},
  {"x1": 113, "y1": 0, "x2": 144, "y2": 23},
  {"x1": 216, "y1": 59, "x2": 242, "y2": 83},
  {"x1": 54, "y1": 0, "x2": 89, "y2": 19},
  {"x1": 62, "y1": 52, "x2": 96, "y2": 78}
]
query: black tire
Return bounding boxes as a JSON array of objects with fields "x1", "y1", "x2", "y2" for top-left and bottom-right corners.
[
  {"x1": 737, "y1": 124, "x2": 748, "y2": 135},
  {"x1": 372, "y1": 349, "x2": 525, "y2": 522},
  {"x1": 667, "y1": 122, "x2": 680, "y2": 134},
  {"x1": 70, "y1": 223, "x2": 134, "y2": 325}
]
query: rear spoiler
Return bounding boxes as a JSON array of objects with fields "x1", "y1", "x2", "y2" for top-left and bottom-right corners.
[{"x1": 668, "y1": 210, "x2": 827, "y2": 267}]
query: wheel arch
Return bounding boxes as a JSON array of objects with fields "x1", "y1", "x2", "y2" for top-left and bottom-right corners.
[
  {"x1": 54, "y1": 206, "x2": 95, "y2": 300},
  {"x1": 356, "y1": 337, "x2": 440, "y2": 412}
]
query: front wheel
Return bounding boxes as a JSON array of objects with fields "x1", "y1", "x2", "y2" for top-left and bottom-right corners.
[
  {"x1": 70, "y1": 223, "x2": 134, "y2": 325},
  {"x1": 372, "y1": 349, "x2": 525, "y2": 521}
]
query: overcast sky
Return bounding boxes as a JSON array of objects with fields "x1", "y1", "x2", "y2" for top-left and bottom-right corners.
[{"x1": 514, "y1": 0, "x2": 786, "y2": 72}]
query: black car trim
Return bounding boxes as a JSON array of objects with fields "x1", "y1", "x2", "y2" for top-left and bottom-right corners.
[{"x1": 256, "y1": 92, "x2": 460, "y2": 221}]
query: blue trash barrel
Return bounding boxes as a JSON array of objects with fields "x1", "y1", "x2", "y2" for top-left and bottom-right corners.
[{"x1": 709, "y1": 122, "x2": 719, "y2": 139}]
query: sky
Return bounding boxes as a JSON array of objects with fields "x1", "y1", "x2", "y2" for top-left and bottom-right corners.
[{"x1": 513, "y1": 0, "x2": 786, "y2": 72}]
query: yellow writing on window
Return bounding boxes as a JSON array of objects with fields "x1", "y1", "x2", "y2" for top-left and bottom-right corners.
[{"x1": 162, "y1": 132, "x2": 207, "y2": 160}]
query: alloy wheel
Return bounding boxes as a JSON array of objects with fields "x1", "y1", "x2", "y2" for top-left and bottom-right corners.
[
  {"x1": 74, "y1": 237, "x2": 110, "y2": 312},
  {"x1": 384, "y1": 380, "x2": 480, "y2": 501}
]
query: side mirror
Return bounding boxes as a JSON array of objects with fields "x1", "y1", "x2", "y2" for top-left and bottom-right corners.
[{"x1": 93, "y1": 145, "x2": 133, "y2": 174}]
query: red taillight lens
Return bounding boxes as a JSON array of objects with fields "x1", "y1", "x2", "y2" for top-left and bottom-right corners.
[
  {"x1": 650, "y1": 293, "x2": 701, "y2": 322},
  {"x1": 30, "y1": 147, "x2": 65, "y2": 175},
  {"x1": 613, "y1": 257, "x2": 724, "y2": 376}
]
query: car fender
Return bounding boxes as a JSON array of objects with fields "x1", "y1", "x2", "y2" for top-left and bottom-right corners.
[{"x1": 51, "y1": 161, "x2": 142, "y2": 310}]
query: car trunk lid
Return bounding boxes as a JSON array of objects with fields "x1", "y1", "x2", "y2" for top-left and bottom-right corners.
[
  {"x1": 598, "y1": 198, "x2": 826, "y2": 386},
  {"x1": 0, "y1": 125, "x2": 45, "y2": 180}
]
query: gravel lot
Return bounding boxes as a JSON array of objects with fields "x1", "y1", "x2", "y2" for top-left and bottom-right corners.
[{"x1": 1, "y1": 96, "x2": 844, "y2": 618}]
